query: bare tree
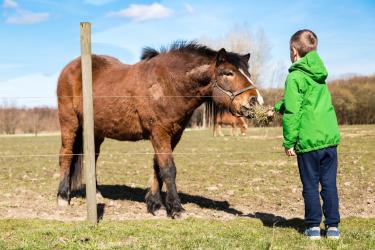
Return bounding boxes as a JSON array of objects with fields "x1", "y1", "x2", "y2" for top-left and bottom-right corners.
[
  {"x1": 18, "y1": 107, "x2": 59, "y2": 135},
  {"x1": 32, "y1": 108, "x2": 42, "y2": 136},
  {"x1": 269, "y1": 60, "x2": 288, "y2": 88},
  {"x1": 0, "y1": 100, "x2": 19, "y2": 134},
  {"x1": 201, "y1": 24, "x2": 272, "y2": 86}
]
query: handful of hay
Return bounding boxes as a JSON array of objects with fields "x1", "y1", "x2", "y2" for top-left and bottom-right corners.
[{"x1": 253, "y1": 105, "x2": 274, "y2": 126}]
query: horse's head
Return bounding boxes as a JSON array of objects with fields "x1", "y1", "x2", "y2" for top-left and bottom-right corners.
[{"x1": 211, "y1": 48, "x2": 263, "y2": 118}]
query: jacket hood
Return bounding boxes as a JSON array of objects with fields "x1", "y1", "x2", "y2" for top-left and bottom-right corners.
[{"x1": 289, "y1": 51, "x2": 328, "y2": 83}]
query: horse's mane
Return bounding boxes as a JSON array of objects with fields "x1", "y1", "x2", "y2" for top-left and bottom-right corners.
[
  {"x1": 140, "y1": 41, "x2": 245, "y2": 68},
  {"x1": 141, "y1": 40, "x2": 217, "y2": 60}
]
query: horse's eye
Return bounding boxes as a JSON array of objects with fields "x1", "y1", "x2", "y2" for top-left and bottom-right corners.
[{"x1": 223, "y1": 71, "x2": 233, "y2": 76}]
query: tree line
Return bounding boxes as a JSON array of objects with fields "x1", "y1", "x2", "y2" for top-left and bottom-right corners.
[
  {"x1": 260, "y1": 74, "x2": 375, "y2": 126},
  {"x1": 0, "y1": 106, "x2": 59, "y2": 135}
]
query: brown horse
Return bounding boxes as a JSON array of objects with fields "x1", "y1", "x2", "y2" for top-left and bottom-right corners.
[
  {"x1": 56, "y1": 41, "x2": 263, "y2": 217},
  {"x1": 214, "y1": 108, "x2": 248, "y2": 136}
]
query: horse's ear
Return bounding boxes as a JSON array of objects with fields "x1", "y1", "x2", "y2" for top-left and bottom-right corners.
[
  {"x1": 242, "y1": 53, "x2": 251, "y2": 62},
  {"x1": 216, "y1": 48, "x2": 227, "y2": 66}
]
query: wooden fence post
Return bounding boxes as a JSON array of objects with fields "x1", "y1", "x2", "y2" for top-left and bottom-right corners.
[{"x1": 80, "y1": 22, "x2": 97, "y2": 224}]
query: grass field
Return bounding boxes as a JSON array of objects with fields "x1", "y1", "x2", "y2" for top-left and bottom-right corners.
[{"x1": 0, "y1": 125, "x2": 374, "y2": 249}]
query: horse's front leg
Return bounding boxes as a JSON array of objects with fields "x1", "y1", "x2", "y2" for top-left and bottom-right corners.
[
  {"x1": 150, "y1": 133, "x2": 184, "y2": 218},
  {"x1": 145, "y1": 156, "x2": 163, "y2": 214},
  {"x1": 218, "y1": 124, "x2": 224, "y2": 136},
  {"x1": 230, "y1": 124, "x2": 235, "y2": 136},
  {"x1": 159, "y1": 155, "x2": 184, "y2": 218}
]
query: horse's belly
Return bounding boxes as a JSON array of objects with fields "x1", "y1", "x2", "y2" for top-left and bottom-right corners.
[
  {"x1": 94, "y1": 113, "x2": 147, "y2": 141},
  {"x1": 220, "y1": 118, "x2": 234, "y2": 126}
]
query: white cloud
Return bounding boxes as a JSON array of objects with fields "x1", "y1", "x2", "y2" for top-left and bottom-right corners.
[
  {"x1": 0, "y1": 72, "x2": 59, "y2": 107},
  {"x1": 84, "y1": 0, "x2": 115, "y2": 5},
  {"x1": 5, "y1": 10, "x2": 49, "y2": 24},
  {"x1": 184, "y1": 3, "x2": 195, "y2": 14},
  {"x1": 3, "y1": 0, "x2": 18, "y2": 8},
  {"x1": 108, "y1": 3, "x2": 173, "y2": 22},
  {"x1": 93, "y1": 8, "x2": 232, "y2": 63}
]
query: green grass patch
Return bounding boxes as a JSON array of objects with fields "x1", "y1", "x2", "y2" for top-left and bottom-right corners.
[{"x1": 0, "y1": 217, "x2": 374, "y2": 249}]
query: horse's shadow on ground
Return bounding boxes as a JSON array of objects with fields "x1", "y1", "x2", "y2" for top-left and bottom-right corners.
[
  {"x1": 97, "y1": 184, "x2": 242, "y2": 216},
  {"x1": 92, "y1": 185, "x2": 304, "y2": 232}
]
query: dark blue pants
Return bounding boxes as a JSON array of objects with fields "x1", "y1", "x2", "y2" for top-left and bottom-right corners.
[{"x1": 297, "y1": 146, "x2": 340, "y2": 227}]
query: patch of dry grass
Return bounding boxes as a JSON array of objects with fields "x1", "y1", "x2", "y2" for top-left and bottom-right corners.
[{"x1": 0, "y1": 125, "x2": 374, "y2": 221}]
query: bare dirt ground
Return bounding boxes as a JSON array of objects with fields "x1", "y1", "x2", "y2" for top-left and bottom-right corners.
[{"x1": 0, "y1": 125, "x2": 374, "y2": 222}]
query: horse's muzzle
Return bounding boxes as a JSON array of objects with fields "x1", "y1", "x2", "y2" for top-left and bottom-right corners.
[
  {"x1": 239, "y1": 96, "x2": 258, "y2": 118},
  {"x1": 240, "y1": 104, "x2": 255, "y2": 118}
]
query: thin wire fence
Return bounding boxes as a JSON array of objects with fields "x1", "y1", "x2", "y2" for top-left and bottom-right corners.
[
  {"x1": 0, "y1": 150, "x2": 372, "y2": 159},
  {"x1": 0, "y1": 95, "x2": 373, "y2": 159},
  {"x1": 0, "y1": 94, "x2": 359, "y2": 99}
]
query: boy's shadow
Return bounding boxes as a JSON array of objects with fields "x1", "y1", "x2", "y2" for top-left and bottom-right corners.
[{"x1": 242, "y1": 212, "x2": 305, "y2": 233}]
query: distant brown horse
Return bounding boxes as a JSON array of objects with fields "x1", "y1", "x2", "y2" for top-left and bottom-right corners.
[
  {"x1": 214, "y1": 108, "x2": 248, "y2": 136},
  {"x1": 56, "y1": 41, "x2": 263, "y2": 217}
]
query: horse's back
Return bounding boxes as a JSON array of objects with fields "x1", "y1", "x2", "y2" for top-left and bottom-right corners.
[
  {"x1": 57, "y1": 55, "x2": 124, "y2": 98},
  {"x1": 57, "y1": 55, "x2": 146, "y2": 140}
]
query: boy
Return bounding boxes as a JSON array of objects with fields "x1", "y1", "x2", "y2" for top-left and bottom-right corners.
[{"x1": 275, "y1": 29, "x2": 341, "y2": 239}]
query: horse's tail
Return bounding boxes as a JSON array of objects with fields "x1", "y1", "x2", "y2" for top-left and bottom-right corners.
[{"x1": 70, "y1": 127, "x2": 84, "y2": 193}]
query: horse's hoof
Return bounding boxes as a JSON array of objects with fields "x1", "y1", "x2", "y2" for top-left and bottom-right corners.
[
  {"x1": 57, "y1": 196, "x2": 69, "y2": 207},
  {"x1": 145, "y1": 191, "x2": 163, "y2": 215},
  {"x1": 168, "y1": 205, "x2": 185, "y2": 219},
  {"x1": 146, "y1": 195, "x2": 162, "y2": 215},
  {"x1": 147, "y1": 202, "x2": 162, "y2": 215},
  {"x1": 170, "y1": 209, "x2": 185, "y2": 219}
]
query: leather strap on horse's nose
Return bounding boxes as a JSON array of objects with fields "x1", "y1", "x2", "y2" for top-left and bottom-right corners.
[{"x1": 213, "y1": 80, "x2": 256, "y2": 101}]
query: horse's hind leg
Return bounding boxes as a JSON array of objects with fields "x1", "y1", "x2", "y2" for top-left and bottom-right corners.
[
  {"x1": 93, "y1": 136, "x2": 105, "y2": 199},
  {"x1": 57, "y1": 112, "x2": 81, "y2": 206}
]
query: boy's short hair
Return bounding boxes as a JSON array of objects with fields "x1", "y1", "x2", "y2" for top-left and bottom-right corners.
[{"x1": 290, "y1": 29, "x2": 318, "y2": 57}]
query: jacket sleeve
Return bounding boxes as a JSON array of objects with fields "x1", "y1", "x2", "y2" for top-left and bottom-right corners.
[
  {"x1": 282, "y1": 74, "x2": 304, "y2": 149},
  {"x1": 274, "y1": 99, "x2": 285, "y2": 114}
]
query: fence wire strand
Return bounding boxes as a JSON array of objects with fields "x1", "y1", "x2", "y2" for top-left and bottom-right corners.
[
  {"x1": 0, "y1": 94, "x2": 356, "y2": 99},
  {"x1": 0, "y1": 95, "x2": 373, "y2": 160},
  {"x1": 0, "y1": 150, "x2": 372, "y2": 159}
]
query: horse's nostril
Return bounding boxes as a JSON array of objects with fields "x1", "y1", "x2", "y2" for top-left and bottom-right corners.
[{"x1": 249, "y1": 96, "x2": 257, "y2": 105}]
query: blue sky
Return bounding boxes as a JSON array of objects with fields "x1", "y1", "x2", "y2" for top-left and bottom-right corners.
[{"x1": 0, "y1": 0, "x2": 374, "y2": 107}]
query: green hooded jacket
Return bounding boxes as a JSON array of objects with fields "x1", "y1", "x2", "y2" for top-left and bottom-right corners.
[{"x1": 274, "y1": 51, "x2": 340, "y2": 153}]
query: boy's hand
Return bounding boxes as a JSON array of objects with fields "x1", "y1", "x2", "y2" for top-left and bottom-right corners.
[
  {"x1": 266, "y1": 108, "x2": 275, "y2": 118},
  {"x1": 284, "y1": 147, "x2": 296, "y2": 156}
]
